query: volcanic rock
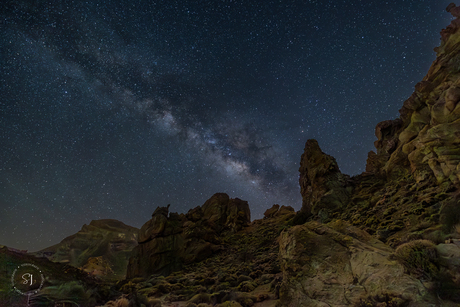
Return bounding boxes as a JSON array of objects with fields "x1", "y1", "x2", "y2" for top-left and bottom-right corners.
[
  {"x1": 298, "y1": 139, "x2": 351, "y2": 221},
  {"x1": 365, "y1": 4, "x2": 460, "y2": 185},
  {"x1": 45, "y1": 6, "x2": 460, "y2": 305},
  {"x1": 264, "y1": 204, "x2": 280, "y2": 218},
  {"x1": 264, "y1": 204, "x2": 295, "y2": 219},
  {"x1": 127, "y1": 193, "x2": 251, "y2": 278}
]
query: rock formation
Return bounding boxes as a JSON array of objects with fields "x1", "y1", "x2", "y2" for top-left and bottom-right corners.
[
  {"x1": 365, "y1": 2, "x2": 460, "y2": 184},
  {"x1": 299, "y1": 139, "x2": 351, "y2": 222},
  {"x1": 119, "y1": 9, "x2": 460, "y2": 302},
  {"x1": 127, "y1": 193, "x2": 251, "y2": 278},
  {"x1": 289, "y1": 5, "x2": 460, "y2": 305}
]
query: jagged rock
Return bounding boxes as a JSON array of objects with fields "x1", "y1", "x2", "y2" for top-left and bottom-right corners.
[
  {"x1": 365, "y1": 150, "x2": 388, "y2": 173},
  {"x1": 127, "y1": 193, "x2": 251, "y2": 278},
  {"x1": 298, "y1": 139, "x2": 351, "y2": 220},
  {"x1": 139, "y1": 205, "x2": 171, "y2": 243},
  {"x1": 264, "y1": 204, "x2": 295, "y2": 219},
  {"x1": 367, "y1": 5, "x2": 460, "y2": 184},
  {"x1": 264, "y1": 204, "x2": 280, "y2": 218},
  {"x1": 447, "y1": 3, "x2": 460, "y2": 18}
]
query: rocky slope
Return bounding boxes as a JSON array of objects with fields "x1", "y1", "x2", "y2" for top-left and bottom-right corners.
[{"x1": 33, "y1": 219, "x2": 138, "y2": 280}]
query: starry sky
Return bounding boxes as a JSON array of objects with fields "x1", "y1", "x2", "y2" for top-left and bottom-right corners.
[{"x1": 0, "y1": 0, "x2": 455, "y2": 251}]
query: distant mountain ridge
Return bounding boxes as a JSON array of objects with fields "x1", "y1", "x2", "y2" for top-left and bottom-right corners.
[{"x1": 33, "y1": 218, "x2": 138, "y2": 280}]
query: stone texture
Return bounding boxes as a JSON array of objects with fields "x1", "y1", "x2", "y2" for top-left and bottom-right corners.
[
  {"x1": 264, "y1": 204, "x2": 280, "y2": 219},
  {"x1": 278, "y1": 221, "x2": 437, "y2": 307},
  {"x1": 264, "y1": 205, "x2": 295, "y2": 219}
]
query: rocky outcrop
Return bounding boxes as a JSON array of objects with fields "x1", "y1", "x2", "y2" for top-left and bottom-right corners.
[
  {"x1": 34, "y1": 219, "x2": 138, "y2": 279},
  {"x1": 264, "y1": 204, "x2": 295, "y2": 219},
  {"x1": 297, "y1": 4, "x2": 460, "y2": 248},
  {"x1": 299, "y1": 139, "x2": 351, "y2": 221},
  {"x1": 366, "y1": 3, "x2": 460, "y2": 184},
  {"x1": 127, "y1": 193, "x2": 251, "y2": 278},
  {"x1": 20, "y1": 5, "x2": 460, "y2": 306}
]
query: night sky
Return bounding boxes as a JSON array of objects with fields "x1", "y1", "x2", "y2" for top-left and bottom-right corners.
[{"x1": 0, "y1": 0, "x2": 454, "y2": 251}]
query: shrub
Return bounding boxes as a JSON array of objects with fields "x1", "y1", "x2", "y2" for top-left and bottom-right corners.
[
  {"x1": 394, "y1": 239, "x2": 438, "y2": 279},
  {"x1": 355, "y1": 292, "x2": 410, "y2": 307},
  {"x1": 440, "y1": 199, "x2": 460, "y2": 233},
  {"x1": 189, "y1": 293, "x2": 211, "y2": 304},
  {"x1": 234, "y1": 293, "x2": 257, "y2": 307},
  {"x1": 237, "y1": 281, "x2": 257, "y2": 292}
]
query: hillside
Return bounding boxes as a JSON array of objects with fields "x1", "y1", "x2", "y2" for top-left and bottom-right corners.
[{"x1": 32, "y1": 219, "x2": 138, "y2": 280}]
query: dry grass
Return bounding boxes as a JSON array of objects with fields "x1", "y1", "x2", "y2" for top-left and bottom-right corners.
[
  {"x1": 394, "y1": 239, "x2": 438, "y2": 279},
  {"x1": 454, "y1": 223, "x2": 460, "y2": 234}
]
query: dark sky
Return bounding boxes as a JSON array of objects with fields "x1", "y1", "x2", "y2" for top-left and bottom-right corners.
[{"x1": 0, "y1": 0, "x2": 454, "y2": 251}]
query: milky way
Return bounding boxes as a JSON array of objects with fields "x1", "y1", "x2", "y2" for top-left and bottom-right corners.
[{"x1": 0, "y1": 0, "x2": 454, "y2": 251}]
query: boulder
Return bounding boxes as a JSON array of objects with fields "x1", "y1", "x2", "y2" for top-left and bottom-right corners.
[{"x1": 278, "y1": 221, "x2": 437, "y2": 306}]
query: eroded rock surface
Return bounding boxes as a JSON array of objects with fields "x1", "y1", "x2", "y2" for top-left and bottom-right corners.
[
  {"x1": 278, "y1": 221, "x2": 438, "y2": 306},
  {"x1": 289, "y1": 6, "x2": 460, "y2": 304},
  {"x1": 365, "y1": 3, "x2": 460, "y2": 184}
]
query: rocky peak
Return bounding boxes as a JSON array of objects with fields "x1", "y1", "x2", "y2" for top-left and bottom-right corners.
[
  {"x1": 299, "y1": 139, "x2": 351, "y2": 221},
  {"x1": 34, "y1": 219, "x2": 138, "y2": 280},
  {"x1": 152, "y1": 204, "x2": 170, "y2": 217}
]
